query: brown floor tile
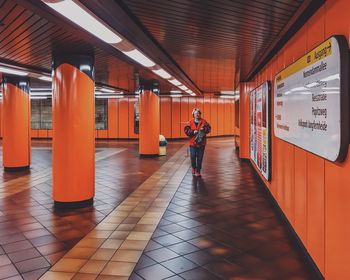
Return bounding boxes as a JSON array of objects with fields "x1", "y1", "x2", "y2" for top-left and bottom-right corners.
[
  {"x1": 21, "y1": 268, "x2": 48, "y2": 280},
  {"x1": 0, "y1": 254, "x2": 11, "y2": 266},
  {"x1": 161, "y1": 256, "x2": 198, "y2": 274},
  {"x1": 0, "y1": 263, "x2": 19, "y2": 279},
  {"x1": 64, "y1": 247, "x2": 97, "y2": 259},
  {"x1": 91, "y1": 248, "x2": 117, "y2": 261},
  {"x1": 40, "y1": 271, "x2": 75, "y2": 280},
  {"x1": 101, "y1": 261, "x2": 136, "y2": 276},
  {"x1": 37, "y1": 242, "x2": 67, "y2": 256},
  {"x1": 72, "y1": 273, "x2": 98, "y2": 280},
  {"x1": 3, "y1": 240, "x2": 33, "y2": 254},
  {"x1": 136, "y1": 264, "x2": 175, "y2": 280},
  {"x1": 111, "y1": 250, "x2": 143, "y2": 262},
  {"x1": 8, "y1": 247, "x2": 41, "y2": 263},
  {"x1": 45, "y1": 250, "x2": 68, "y2": 265},
  {"x1": 79, "y1": 260, "x2": 108, "y2": 274},
  {"x1": 14, "y1": 256, "x2": 51, "y2": 274},
  {"x1": 51, "y1": 258, "x2": 87, "y2": 273}
]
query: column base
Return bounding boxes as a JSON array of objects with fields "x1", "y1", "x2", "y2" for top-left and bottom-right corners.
[
  {"x1": 54, "y1": 198, "x2": 93, "y2": 209},
  {"x1": 4, "y1": 166, "x2": 30, "y2": 172},
  {"x1": 139, "y1": 154, "x2": 160, "y2": 158}
]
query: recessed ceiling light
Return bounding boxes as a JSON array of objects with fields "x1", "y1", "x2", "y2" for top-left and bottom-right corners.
[
  {"x1": 169, "y1": 79, "x2": 181, "y2": 86},
  {"x1": 178, "y1": 85, "x2": 188, "y2": 91},
  {"x1": 42, "y1": 0, "x2": 122, "y2": 44},
  {"x1": 0, "y1": 66, "x2": 28, "y2": 76},
  {"x1": 38, "y1": 76, "x2": 52, "y2": 82},
  {"x1": 152, "y1": 68, "x2": 171, "y2": 79},
  {"x1": 122, "y1": 49, "x2": 155, "y2": 67},
  {"x1": 96, "y1": 95, "x2": 123, "y2": 99}
]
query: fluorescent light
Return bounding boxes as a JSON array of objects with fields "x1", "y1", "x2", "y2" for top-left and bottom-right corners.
[
  {"x1": 31, "y1": 87, "x2": 52, "y2": 91},
  {"x1": 38, "y1": 76, "x2": 52, "y2": 82},
  {"x1": 0, "y1": 66, "x2": 28, "y2": 76},
  {"x1": 220, "y1": 90, "x2": 238, "y2": 94},
  {"x1": 31, "y1": 91, "x2": 52, "y2": 96},
  {"x1": 31, "y1": 96, "x2": 49, "y2": 100},
  {"x1": 152, "y1": 68, "x2": 171, "y2": 79},
  {"x1": 42, "y1": 0, "x2": 122, "y2": 44},
  {"x1": 95, "y1": 90, "x2": 122, "y2": 95},
  {"x1": 80, "y1": 64, "x2": 91, "y2": 72},
  {"x1": 170, "y1": 94, "x2": 182, "y2": 98},
  {"x1": 169, "y1": 79, "x2": 181, "y2": 86},
  {"x1": 96, "y1": 95, "x2": 123, "y2": 99},
  {"x1": 122, "y1": 49, "x2": 155, "y2": 67},
  {"x1": 189, "y1": 92, "x2": 196, "y2": 96},
  {"x1": 220, "y1": 95, "x2": 236, "y2": 99},
  {"x1": 178, "y1": 85, "x2": 188, "y2": 91},
  {"x1": 101, "y1": 88, "x2": 117, "y2": 93},
  {"x1": 170, "y1": 90, "x2": 181, "y2": 94}
]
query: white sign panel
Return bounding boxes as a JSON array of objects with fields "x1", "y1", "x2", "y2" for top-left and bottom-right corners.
[
  {"x1": 250, "y1": 81, "x2": 270, "y2": 181},
  {"x1": 274, "y1": 36, "x2": 348, "y2": 162}
]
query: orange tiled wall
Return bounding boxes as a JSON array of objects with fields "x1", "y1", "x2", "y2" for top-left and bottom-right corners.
[
  {"x1": 239, "y1": 1, "x2": 350, "y2": 278},
  {"x1": 27, "y1": 96, "x2": 236, "y2": 139},
  {"x1": 161, "y1": 95, "x2": 236, "y2": 139}
]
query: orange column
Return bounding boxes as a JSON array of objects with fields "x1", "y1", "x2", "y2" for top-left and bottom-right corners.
[
  {"x1": 52, "y1": 55, "x2": 95, "y2": 208},
  {"x1": 139, "y1": 81, "x2": 160, "y2": 156},
  {"x1": 2, "y1": 76, "x2": 31, "y2": 171}
]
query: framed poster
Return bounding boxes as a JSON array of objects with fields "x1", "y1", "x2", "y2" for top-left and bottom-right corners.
[
  {"x1": 274, "y1": 36, "x2": 349, "y2": 162},
  {"x1": 250, "y1": 81, "x2": 271, "y2": 181}
]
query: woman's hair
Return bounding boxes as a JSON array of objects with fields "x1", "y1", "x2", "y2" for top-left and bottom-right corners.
[{"x1": 192, "y1": 108, "x2": 202, "y2": 117}]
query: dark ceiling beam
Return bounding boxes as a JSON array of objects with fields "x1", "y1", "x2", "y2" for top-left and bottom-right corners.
[{"x1": 243, "y1": 0, "x2": 325, "y2": 82}]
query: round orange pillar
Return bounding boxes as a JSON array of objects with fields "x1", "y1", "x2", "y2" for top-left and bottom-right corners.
[
  {"x1": 139, "y1": 81, "x2": 160, "y2": 156},
  {"x1": 52, "y1": 55, "x2": 95, "y2": 208},
  {"x1": 2, "y1": 76, "x2": 31, "y2": 171}
]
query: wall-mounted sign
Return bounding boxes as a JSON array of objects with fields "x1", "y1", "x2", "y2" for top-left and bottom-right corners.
[
  {"x1": 274, "y1": 36, "x2": 349, "y2": 162},
  {"x1": 250, "y1": 81, "x2": 271, "y2": 181}
]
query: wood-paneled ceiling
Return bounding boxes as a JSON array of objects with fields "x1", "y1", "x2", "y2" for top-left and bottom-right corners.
[{"x1": 0, "y1": 0, "x2": 322, "y2": 94}]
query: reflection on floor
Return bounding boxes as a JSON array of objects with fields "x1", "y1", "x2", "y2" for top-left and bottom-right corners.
[{"x1": 0, "y1": 139, "x2": 319, "y2": 279}]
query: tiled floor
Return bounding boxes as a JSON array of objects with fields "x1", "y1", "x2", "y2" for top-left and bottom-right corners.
[
  {"x1": 130, "y1": 139, "x2": 319, "y2": 280},
  {"x1": 0, "y1": 138, "x2": 320, "y2": 279},
  {"x1": 0, "y1": 140, "x2": 183, "y2": 280}
]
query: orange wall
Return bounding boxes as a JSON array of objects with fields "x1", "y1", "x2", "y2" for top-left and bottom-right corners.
[
  {"x1": 160, "y1": 95, "x2": 235, "y2": 138},
  {"x1": 239, "y1": 1, "x2": 350, "y2": 278},
  {"x1": 29, "y1": 96, "x2": 235, "y2": 140}
]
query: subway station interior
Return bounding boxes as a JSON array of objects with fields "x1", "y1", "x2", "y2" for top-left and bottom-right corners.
[{"x1": 0, "y1": 0, "x2": 349, "y2": 279}]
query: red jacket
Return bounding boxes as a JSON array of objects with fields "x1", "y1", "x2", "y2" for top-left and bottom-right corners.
[{"x1": 184, "y1": 118, "x2": 211, "y2": 147}]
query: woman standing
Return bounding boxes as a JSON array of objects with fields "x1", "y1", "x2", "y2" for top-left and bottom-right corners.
[{"x1": 184, "y1": 108, "x2": 211, "y2": 177}]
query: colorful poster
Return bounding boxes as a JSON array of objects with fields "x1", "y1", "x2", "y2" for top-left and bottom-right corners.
[
  {"x1": 250, "y1": 81, "x2": 270, "y2": 181},
  {"x1": 274, "y1": 36, "x2": 349, "y2": 162}
]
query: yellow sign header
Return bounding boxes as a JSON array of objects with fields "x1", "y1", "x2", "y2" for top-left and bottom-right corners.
[{"x1": 276, "y1": 38, "x2": 333, "y2": 82}]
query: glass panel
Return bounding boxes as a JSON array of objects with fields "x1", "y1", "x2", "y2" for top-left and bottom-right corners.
[
  {"x1": 41, "y1": 99, "x2": 52, "y2": 129},
  {"x1": 31, "y1": 98, "x2": 52, "y2": 129},
  {"x1": 31, "y1": 99, "x2": 41, "y2": 129},
  {"x1": 95, "y1": 98, "x2": 108, "y2": 130}
]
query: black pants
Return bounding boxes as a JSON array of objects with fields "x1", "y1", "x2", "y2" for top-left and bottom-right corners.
[{"x1": 190, "y1": 145, "x2": 205, "y2": 172}]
